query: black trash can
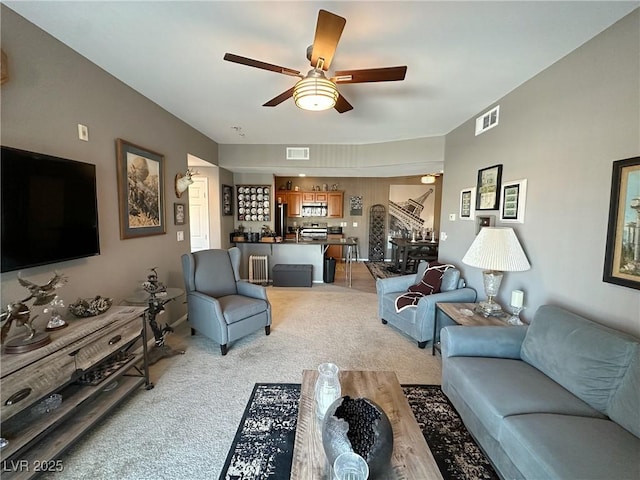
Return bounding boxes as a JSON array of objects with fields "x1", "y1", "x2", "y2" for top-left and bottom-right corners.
[{"x1": 323, "y1": 257, "x2": 336, "y2": 283}]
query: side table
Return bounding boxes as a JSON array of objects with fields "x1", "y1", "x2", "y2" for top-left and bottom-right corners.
[
  {"x1": 124, "y1": 287, "x2": 186, "y2": 365},
  {"x1": 432, "y1": 302, "x2": 508, "y2": 355}
]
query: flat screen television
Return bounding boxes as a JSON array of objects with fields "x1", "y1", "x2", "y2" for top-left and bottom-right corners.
[{"x1": 1, "y1": 146, "x2": 100, "y2": 273}]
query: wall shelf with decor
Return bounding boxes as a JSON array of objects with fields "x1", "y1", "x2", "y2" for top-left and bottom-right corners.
[{"x1": 236, "y1": 185, "x2": 271, "y2": 222}]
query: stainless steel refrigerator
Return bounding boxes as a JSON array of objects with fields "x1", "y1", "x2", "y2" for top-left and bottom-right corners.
[{"x1": 275, "y1": 202, "x2": 287, "y2": 237}]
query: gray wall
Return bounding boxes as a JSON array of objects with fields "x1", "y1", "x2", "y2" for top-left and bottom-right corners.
[
  {"x1": 219, "y1": 138, "x2": 445, "y2": 177},
  {"x1": 439, "y1": 10, "x2": 640, "y2": 336},
  {"x1": 0, "y1": 7, "x2": 219, "y2": 322}
]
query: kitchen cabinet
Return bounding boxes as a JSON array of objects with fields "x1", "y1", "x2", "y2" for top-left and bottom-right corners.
[
  {"x1": 302, "y1": 192, "x2": 328, "y2": 203},
  {"x1": 287, "y1": 192, "x2": 302, "y2": 217},
  {"x1": 327, "y1": 192, "x2": 344, "y2": 218}
]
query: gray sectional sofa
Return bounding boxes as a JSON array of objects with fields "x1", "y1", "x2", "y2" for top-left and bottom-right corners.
[{"x1": 441, "y1": 304, "x2": 640, "y2": 480}]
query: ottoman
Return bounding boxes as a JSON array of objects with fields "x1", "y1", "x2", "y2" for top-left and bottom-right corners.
[{"x1": 273, "y1": 264, "x2": 313, "y2": 287}]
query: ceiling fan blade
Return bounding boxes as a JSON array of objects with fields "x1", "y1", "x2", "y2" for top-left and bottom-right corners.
[
  {"x1": 310, "y1": 10, "x2": 346, "y2": 71},
  {"x1": 334, "y1": 94, "x2": 353, "y2": 114},
  {"x1": 224, "y1": 53, "x2": 300, "y2": 77},
  {"x1": 263, "y1": 87, "x2": 295, "y2": 107},
  {"x1": 333, "y1": 66, "x2": 407, "y2": 84}
]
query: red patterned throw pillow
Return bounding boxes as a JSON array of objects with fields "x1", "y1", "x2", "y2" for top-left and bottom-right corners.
[{"x1": 394, "y1": 262, "x2": 454, "y2": 312}]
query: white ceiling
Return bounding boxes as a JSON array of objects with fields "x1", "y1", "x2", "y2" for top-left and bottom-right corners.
[{"x1": 5, "y1": 1, "x2": 638, "y2": 175}]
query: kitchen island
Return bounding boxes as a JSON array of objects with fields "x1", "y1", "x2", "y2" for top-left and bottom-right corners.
[{"x1": 233, "y1": 238, "x2": 358, "y2": 286}]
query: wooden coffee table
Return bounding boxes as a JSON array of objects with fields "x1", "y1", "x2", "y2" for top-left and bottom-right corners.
[{"x1": 290, "y1": 369, "x2": 443, "y2": 479}]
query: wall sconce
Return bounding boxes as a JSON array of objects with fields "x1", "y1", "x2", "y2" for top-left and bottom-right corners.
[{"x1": 175, "y1": 168, "x2": 197, "y2": 198}]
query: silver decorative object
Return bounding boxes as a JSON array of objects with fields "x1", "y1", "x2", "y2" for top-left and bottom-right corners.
[
  {"x1": 44, "y1": 297, "x2": 67, "y2": 331},
  {"x1": 1, "y1": 272, "x2": 67, "y2": 352},
  {"x1": 322, "y1": 396, "x2": 393, "y2": 478},
  {"x1": 508, "y1": 306, "x2": 525, "y2": 325},
  {"x1": 69, "y1": 296, "x2": 113, "y2": 318}
]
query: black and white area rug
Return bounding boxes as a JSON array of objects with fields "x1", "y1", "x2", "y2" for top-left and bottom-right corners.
[
  {"x1": 364, "y1": 261, "x2": 403, "y2": 280},
  {"x1": 219, "y1": 383, "x2": 498, "y2": 480}
]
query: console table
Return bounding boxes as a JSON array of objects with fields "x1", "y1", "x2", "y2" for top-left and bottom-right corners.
[{"x1": 0, "y1": 306, "x2": 148, "y2": 479}]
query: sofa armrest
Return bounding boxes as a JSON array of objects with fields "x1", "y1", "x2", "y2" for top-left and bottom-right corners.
[
  {"x1": 441, "y1": 325, "x2": 527, "y2": 359},
  {"x1": 236, "y1": 281, "x2": 269, "y2": 300},
  {"x1": 376, "y1": 274, "x2": 417, "y2": 295}
]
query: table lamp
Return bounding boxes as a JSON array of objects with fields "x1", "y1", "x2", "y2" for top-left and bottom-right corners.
[{"x1": 462, "y1": 227, "x2": 531, "y2": 316}]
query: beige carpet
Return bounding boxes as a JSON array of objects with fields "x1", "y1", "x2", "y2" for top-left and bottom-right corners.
[{"x1": 43, "y1": 285, "x2": 442, "y2": 479}]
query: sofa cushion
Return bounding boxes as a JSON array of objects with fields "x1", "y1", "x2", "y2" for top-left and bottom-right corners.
[
  {"x1": 608, "y1": 346, "x2": 640, "y2": 437},
  {"x1": 521, "y1": 305, "x2": 637, "y2": 414},
  {"x1": 218, "y1": 295, "x2": 268, "y2": 324},
  {"x1": 500, "y1": 413, "x2": 640, "y2": 480},
  {"x1": 444, "y1": 357, "x2": 605, "y2": 440}
]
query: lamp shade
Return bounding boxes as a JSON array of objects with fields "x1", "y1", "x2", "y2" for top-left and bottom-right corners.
[{"x1": 462, "y1": 227, "x2": 530, "y2": 272}]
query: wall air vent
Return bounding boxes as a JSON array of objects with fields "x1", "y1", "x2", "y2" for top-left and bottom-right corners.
[
  {"x1": 286, "y1": 147, "x2": 310, "y2": 160},
  {"x1": 475, "y1": 105, "x2": 500, "y2": 136}
]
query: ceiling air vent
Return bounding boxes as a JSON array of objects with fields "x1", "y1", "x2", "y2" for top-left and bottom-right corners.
[
  {"x1": 475, "y1": 105, "x2": 500, "y2": 136},
  {"x1": 286, "y1": 147, "x2": 310, "y2": 160}
]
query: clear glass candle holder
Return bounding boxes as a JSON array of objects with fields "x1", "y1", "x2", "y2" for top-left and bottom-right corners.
[
  {"x1": 315, "y1": 362, "x2": 341, "y2": 420},
  {"x1": 508, "y1": 306, "x2": 524, "y2": 325},
  {"x1": 333, "y1": 451, "x2": 369, "y2": 480}
]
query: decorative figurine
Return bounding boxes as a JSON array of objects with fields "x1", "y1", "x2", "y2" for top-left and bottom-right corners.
[
  {"x1": 142, "y1": 267, "x2": 166, "y2": 296},
  {"x1": 141, "y1": 267, "x2": 185, "y2": 364},
  {"x1": 1, "y1": 272, "x2": 67, "y2": 353},
  {"x1": 17, "y1": 271, "x2": 67, "y2": 305},
  {"x1": 44, "y1": 297, "x2": 68, "y2": 331}
]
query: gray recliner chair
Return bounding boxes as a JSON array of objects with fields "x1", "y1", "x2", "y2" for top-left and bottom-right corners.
[
  {"x1": 376, "y1": 261, "x2": 476, "y2": 348},
  {"x1": 181, "y1": 247, "x2": 271, "y2": 355}
]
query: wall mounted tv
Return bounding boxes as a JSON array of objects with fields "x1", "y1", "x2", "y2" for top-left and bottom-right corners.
[{"x1": 1, "y1": 146, "x2": 100, "y2": 273}]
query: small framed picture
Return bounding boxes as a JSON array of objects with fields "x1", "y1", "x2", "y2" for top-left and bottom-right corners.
[
  {"x1": 476, "y1": 164, "x2": 503, "y2": 210},
  {"x1": 222, "y1": 184, "x2": 233, "y2": 216},
  {"x1": 459, "y1": 187, "x2": 476, "y2": 220},
  {"x1": 174, "y1": 203, "x2": 186, "y2": 225},
  {"x1": 499, "y1": 179, "x2": 527, "y2": 223}
]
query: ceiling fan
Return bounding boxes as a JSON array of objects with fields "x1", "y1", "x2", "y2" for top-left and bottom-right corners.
[{"x1": 223, "y1": 9, "x2": 407, "y2": 113}]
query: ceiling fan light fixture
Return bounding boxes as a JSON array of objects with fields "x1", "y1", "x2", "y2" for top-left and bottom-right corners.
[{"x1": 293, "y1": 70, "x2": 338, "y2": 111}]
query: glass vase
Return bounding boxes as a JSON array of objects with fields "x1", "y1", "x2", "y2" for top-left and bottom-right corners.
[{"x1": 315, "y1": 362, "x2": 341, "y2": 420}]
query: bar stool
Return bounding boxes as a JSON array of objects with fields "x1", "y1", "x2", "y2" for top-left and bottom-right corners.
[{"x1": 347, "y1": 237, "x2": 359, "y2": 262}]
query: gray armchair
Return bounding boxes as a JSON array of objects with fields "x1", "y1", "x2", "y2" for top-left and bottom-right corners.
[
  {"x1": 181, "y1": 247, "x2": 271, "y2": 355},
  {"x1": 376, "y1": 261, "x2": 476, "y2": 348}
]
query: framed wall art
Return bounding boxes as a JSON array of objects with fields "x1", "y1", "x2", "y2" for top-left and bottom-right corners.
[
  {"x1": 499, "y1": 179, "x2": 527, "y2": 223},
  {"x1": 476, "y1": 164, "x2": 503, "y2": 210},
  {"x1": 116, "y1": 139, "x2": 165, "y2": 239},
  {"x1": 603, "y1": 156, "x2": 640, "y2": 290},
  {"x1": 222, "y1": 184, "x2": 233, "y2": 216},
  {"x1": 459, "y1": 187, "x2": 476, "y2": 220},
  {"x1": 174, "y1": 203, "x2": 186, "y2": 225}
]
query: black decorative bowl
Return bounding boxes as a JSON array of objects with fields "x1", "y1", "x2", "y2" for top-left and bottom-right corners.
[{"x1": 321, "y1": 396, "x2": 393, "y2": 477}]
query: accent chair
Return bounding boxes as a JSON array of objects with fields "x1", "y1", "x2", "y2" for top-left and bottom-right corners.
[
  {"x1": 376, "y1": 261, "x2": 477, "y2": 348},
  {"x1": 181, "y1": 247, "x2": 271, "y2": 355}
]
